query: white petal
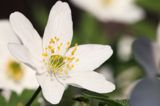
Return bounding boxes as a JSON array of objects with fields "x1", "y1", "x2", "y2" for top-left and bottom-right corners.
[
  {"x1": 66, "y1": 44, "x2": 113, "y2": 73},
  {"x1": 21, "y1": 65, "x2": 39, "y2": 89},
  {"x1": 71, "y1": 0, "x2": 144, "y2": 23},
  {"x1": 117, "y1": 36, "x2": 135, "y2": 61},
  {"x1": 1, "y1": 90, "x2": 11, "y2": 101},
  {"x1": 0, "y1": 20, "x2": 21, "y2": 61},
  {"x1": 157, "y1": 23, "x2": 160, "y2": 45},
  {"x1": 0, "y1": 20, "x2": 20, "y2": 45},
  {"x1": 10, "y1": 12, "x2": 42, "y2": 60},
  {"x1": 98, "y1": 66, "x2": 114, "y2": 82},
  {"x1": 0, "y1": 69, "x2": 24, "y2": 94},
  {"x1": 0, "y1": 69, "x2": 9, "y2": 89},
  {"x1": 66, "y1": 71, "x2": 115, "y2": 93},
  {"x1": 8, "y1": 43, "x2": 36, "y2": 70},
  {"x1": 36, "y1": 72, "x2": 66, "y2": 104},
  {"x1": 0, "y1": 61, "x2": 38, "y2": 94},
  {"x1": 110, "y1": 2, "x2": 144, "y2": 23},
  {"x1": 43, "y1": 1, "x2": 73, "y2": 55},
  {"x1": 0, "y1": 21, "x2": 14, "y2": 65}
]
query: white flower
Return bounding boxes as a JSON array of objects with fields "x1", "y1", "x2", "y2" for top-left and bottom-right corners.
[
  {"x1": 97, "y1": 66, "x2": 114, "y2": 82},
  {"x1": 1, "y1": 90, "x2": 11, "y2": 101},
  {"x1": 153, "y1": 23, "x2": 160, "y2": 73},
  {"x1": 117, "y1": 35, "x2": 135, "y2": 61},
  {"x1": 8, "y1": 1, "x2": 115, "y2": 104},
  {"x1": 71, "y1": 0, "x2": 145, "y2": 23},
  {"x1": 0, "y1": 20, "x2": 39, "y2": 94},
  {"x1": 116, "y1": 66, "x2": 140, "y2": 99}
]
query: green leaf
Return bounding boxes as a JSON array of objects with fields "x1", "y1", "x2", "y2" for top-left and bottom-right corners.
[
  {"x1": 137, "y1": 0, "x2": 160, "y2": 13},
  {"x1": 55, "y1": 87, "x2": 75, "y2": 106},
  {"x1": 83, "y1": 92, "x2": 108, "y2": 100},
  {"x1": 0, "y1": 95, "x2": 7, "y2": 106},
  {"x1": 98, "y1": 100, "x2": 123, "y2": 106},
  {"x1": 116, "y1": 100, "x2": 129, "y2": 106},
  {"x1": 8, "y1": 92, "x2": 20, "y2": 106},
  {"x1": 83, "y1": 92, "x2": 129, "y2": 106},
  {"x1": 98, "y1": 100, "x2": 129, "y2": 106},
  {"x1": 20, "y1": 89, "x2": 40, "y2": 106},
  {"x1": 99, "y1": 102, "x2": 106, "y2": 106},
  {"x1": 130, "y1": 20, "x2": 156, "y2": 40},
  {"x1": 8, "y1": 90, "x2": 40, "y2": 106},
  {"x1": 83, "y1": 93, "x2": 122, "y2": 106},
  {"x1": 74, "y1": 95, "x2": 89, "y2": 103}
]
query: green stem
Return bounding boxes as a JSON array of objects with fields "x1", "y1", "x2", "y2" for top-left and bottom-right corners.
[{"x1": 25, "y1": 86, "x2": 41, "y2": 106}]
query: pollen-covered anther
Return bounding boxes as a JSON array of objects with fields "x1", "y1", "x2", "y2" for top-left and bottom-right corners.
[
  {"x1": 66, "y1": 41, "x2": 71, "y2": 50},
  {"x1": 48, "y1": 45, "x2": 53, "y2": 49},
  {"x1": 54, "y1": 36, "x2": 60, "y2": 42},
  {"x1": 42, "y1": 37, "x2": 79, "y2": 75},
  {"x1": 75, "y1": 58, "x2": 79, "y2": 62},
  {"x1": 49, "y1": 38, "x2": 55, "y2": 44},
  {"x1": 51, "y1": 49, "x2": 55, "y2": 54},
  {"x1": 71, "y1": 43, "x2": 78, "y2": 55},
  {"x1": 58, "y1": 43, "x2": 63, "y2": 51},
  {"x1": 42, "y1": 53, "x2": 48, "y2": 57},
  {"x1": 71, "y1": 64, "x2": 74, "y2": 68}
]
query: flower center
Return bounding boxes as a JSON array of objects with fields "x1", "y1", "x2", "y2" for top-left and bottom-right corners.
[
  {"x1": 49, "y1": 55, "x2": 65, "y2": 73},
  {"x1": 6, "y1": 60, "x2": 24, "y2": 81},
  {"x1": 42, "y1": 36, "x2": 79, "y2": 75},
  {"x1": 101, "y1": 0, "x2": 112, "y2": 7}
]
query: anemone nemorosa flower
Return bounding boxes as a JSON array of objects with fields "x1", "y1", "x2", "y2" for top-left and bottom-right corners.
[
  {"x1": 0, "y1": 20, "x2": 38, "y2": 94},
  {"x1": 8, "y1": 1, "x2": 115, "y2": 104},
  {"x1": 71, "y1": 0, "x2": 145, "y2": 23}
]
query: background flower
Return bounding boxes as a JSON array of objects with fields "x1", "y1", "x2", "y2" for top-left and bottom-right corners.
[
  {"x1": 0, "y1": 20, "x2": 38, "y2": 94},
  {"x1": 117, "y1": 35, "x2": 135, "y2": 61},
  {"x1": 70, "y1": 0, "x2": 145, "y2": 23},
  {"x1": 130, "y1": 38, "x2": 160, "y2": 106}
]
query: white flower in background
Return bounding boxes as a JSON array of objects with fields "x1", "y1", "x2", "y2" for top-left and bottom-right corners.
[
  {"x1": 8, "y1": 1, "x2": 115, "y2": 104},
  {"x1": 153, "y1": 23, "x2": 160, "y2": 73},
  {"x1": 71, "y1": 0, "x2": 145, "y2": 23},
  {"x1": 97, "y1": 66, "x2": 114, "y2": 82},
  {"x1": 156, "y1": 23, "x2": 160, "y2": 46},
  {"x1": 116, "y1": 66, "x2": 141, "y2": 99},
  {"x1": 117, "y1": 36, "x2": 135, "y2": 61},
  {"x1": 0, "y1": 20, "x2": 38, "y2": 94},
  {"x1": 1, "y1": 90, "x2": 11, "y2": 101}
]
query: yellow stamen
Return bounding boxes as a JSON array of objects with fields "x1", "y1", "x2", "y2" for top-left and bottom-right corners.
[
  {"x1": 66, "y1": 42, "x2": 71, "y2": 50},
  {"x1": 42, "y1": 53, "x2": 48, "y2": 57},
  {"x1": 42, "y1": 37, "x2": 79, "y2": 75},
  {"x1": 51, "y1": 49, "x2": 55, "y2": 54},
  {"x1": 75, "y1": 58, "x2": 79, "y2": 62},
  {"x1": 49, "y1": 38, "x2": 55, "y2": 44},
  {"x1": 58, "y1": 43, "x2": 63, "y2": 51},
  {"x1": 48, "y1": 45, "x2": 52, "y2": 49}
]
